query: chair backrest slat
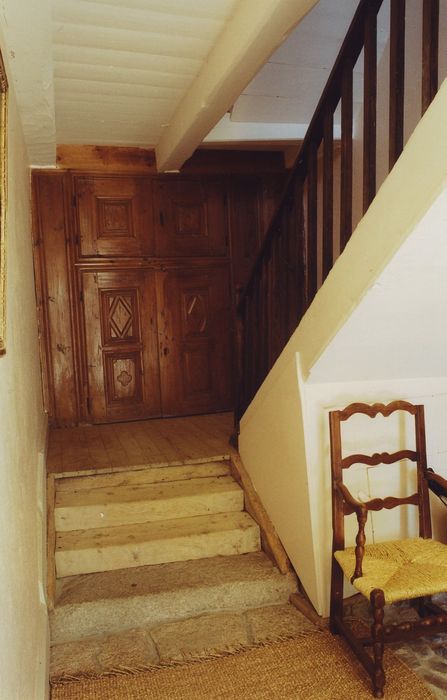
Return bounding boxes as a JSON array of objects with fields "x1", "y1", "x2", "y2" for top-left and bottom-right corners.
[{"x1": 341, "y1": 448, "x2": 418, "y2": 469}]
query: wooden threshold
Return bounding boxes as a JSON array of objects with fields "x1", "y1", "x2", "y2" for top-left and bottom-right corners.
[{"x1": 47, "y1": 413, "x2": 234, "y2": 478}]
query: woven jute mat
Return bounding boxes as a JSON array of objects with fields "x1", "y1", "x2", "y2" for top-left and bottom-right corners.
[{"x1": 50, "y1": 630, "x2": 434, "y2": 699}]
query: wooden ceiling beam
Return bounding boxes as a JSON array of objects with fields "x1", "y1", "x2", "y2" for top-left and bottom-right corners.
[{"x1": 155, "y1": 0, "x2": 319, "y2": 172}]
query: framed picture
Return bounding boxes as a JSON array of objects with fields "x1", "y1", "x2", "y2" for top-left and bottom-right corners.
[{"x1": 0, "y1": 49, "x2": 7, "y2": 355}]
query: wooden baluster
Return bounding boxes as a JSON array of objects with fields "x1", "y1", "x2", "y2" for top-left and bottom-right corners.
[
  {"x1": 340, "y1": 65, "x2": 353, "y2": 253},
  {"x1": 363, "y1": 4, "x2": 377, "y2": 213},
  {"x1": 233, "y1": 305, "x2": 245, "y2": 432},
  {"x1": 389, "y1": 0, "x2": 406, "y2": 168},
  {"x1": 296, "y1": 177, "x2": 306, "y2": 326},
  {"x1": 251, "y1": 282, "x2": 260, "y2": 403},
  {"x1": 322, "y1": 111, "x2": 334, "y2": 281},
  {"x1": 253, "y1": 264, "x2": 268, "y2": 391},
  {"x1": 270, "y1": 229, "x2": 280, "y2": 362},
  {"x1": 259, "y1": 255, "x2": 269, "y2": 388},
  {"x1": 422, "y1": 0, "x2": 439, "y2": 115},
  {"x1": 242, "y1": 292, "x2": 251, "y2": 413},
  {"x1": 278, "y1": 206, "x2": 289, "y2": 352},
  {"x1": 267, "y1": 237, "x2": 275, "y2": 366},
  {"x1": 261, "y1": 250, "x2": 277, "y2": 374},
  {"x1": 306, "y1": 143, "x2": 318, "y2": 305},
  {"x1": 286, "y1": 176, "x2": 304, "y2": 336}
]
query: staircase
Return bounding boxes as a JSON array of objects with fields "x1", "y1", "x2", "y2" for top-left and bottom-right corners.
[
  {"x1": 55, "y1": 461, "x2": 260, "y2": 577},
  {"x1": 49, "y1": 457, "x2": 299, "y2": 677}
]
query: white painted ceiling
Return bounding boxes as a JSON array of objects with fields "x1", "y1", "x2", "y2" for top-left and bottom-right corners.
[
  {"x1": 0, "y1": 0, "x2": 382, "y2": 165},
  {"x1": 52, "y1": 0, "x2": 240, "y2": 146},
  {"x1": 207, "y1": 0, "x2": 391, "y2": 142}
]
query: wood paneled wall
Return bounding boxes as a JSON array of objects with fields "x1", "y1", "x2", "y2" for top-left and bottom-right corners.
[{"x1": 32, "y1": 153, "x2": 286, "y2": 427}]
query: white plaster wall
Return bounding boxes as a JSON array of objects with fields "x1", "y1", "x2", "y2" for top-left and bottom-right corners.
[
  {"x1": 239, "y1": 352, "x2": 319, "y2": 604},
  {"x1": 239, "y1": 82, "x2": 447, "y2": 618},
  {"x1": 0, "y1": 43, "x2": 49, "y2": 700},
  {"x1": 0, "y1": 0, "x2": 56, "y2": 166}
]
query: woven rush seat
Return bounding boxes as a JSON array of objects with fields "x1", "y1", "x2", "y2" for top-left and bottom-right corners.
[{"x1": 335, "y1": 537, "x2": 447, "y2": 603}]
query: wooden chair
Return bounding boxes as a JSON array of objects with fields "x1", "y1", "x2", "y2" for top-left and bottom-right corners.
[{"x1": 329, "y1": 400, "x2": 447, "y2": 698}]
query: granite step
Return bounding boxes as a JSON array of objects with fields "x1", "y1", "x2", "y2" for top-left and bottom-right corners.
[
  {"x1": 51, "y1": 551, "x2": 297, "y2": 644},
  {"x1": 50, "y1": 603, "x2": 314, "y2": 679},
  {"x1": 56, "y1": 510, "x2": 261, "y2": 577},
  {"x1": 55, "y1": 460, "x2": 231, "y2": 494},
  {"x1": 55, "y1": 474, "x2": 243, "y2": 532}
]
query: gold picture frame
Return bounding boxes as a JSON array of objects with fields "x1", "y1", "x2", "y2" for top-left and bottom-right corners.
[{"x1": 0, "y1": 50, "x2": 7, "y2": 355}]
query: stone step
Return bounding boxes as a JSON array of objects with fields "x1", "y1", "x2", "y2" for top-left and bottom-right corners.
[
  {"x1": 55, "y1": 474, "x2": 243, "y2": 532},
  {"x1": 50, "y1": 604, "x2": 314, "y2": 679},
  {"x1": 55, "y1": 460, "x2": 231, "y2": 494},
  {"x1": 51, "y1": 551, "x2": 297, "y2": 644},
  {"x1": 56, "y1": 511, "x2": 261, "y2": 578}
]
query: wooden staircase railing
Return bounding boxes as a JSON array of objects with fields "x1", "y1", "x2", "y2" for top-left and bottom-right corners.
[{"x1": 235, "y1": 0, "x2": 443, "y2": 428}]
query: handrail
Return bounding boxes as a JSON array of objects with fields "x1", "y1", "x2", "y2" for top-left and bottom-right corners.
[
  {"x1": 239, "y1": 0, "x2": 383, "y2": 308},
  {"x1": 235, "y1": 0, "x2": 442, "y2": 426}
]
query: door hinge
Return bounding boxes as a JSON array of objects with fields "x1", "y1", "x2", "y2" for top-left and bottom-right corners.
[
  {"x1": 72, "y1": 194, "x2": 76, "y2": 207},
  {"x1": 86, "y1": 396, "x2": 92, "y2": 414},
  {"x1": 79, "y1": 289, "x2": 84, "y2": 303},
  {"x1": 159, "y1": 210, "x2": 164, "y2": 227}
]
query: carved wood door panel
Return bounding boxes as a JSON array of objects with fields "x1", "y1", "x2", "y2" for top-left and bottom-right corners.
[
  {"x1": 81, "y1": 270, "x2": 161, "y2": 422},
  {"x1": 156, "y1": 266, "x2": 232, "y2": 416},
  {"x1": 74, "y1": 176, "x2": 154, "y2": 258},
  {"x1": 153, "y1": 178, "x2": 228, "y2": 257}
]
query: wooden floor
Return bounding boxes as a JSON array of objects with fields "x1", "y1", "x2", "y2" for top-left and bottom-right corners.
[{"x1": 47, "y1": 413, "x2": 234, "y2": 478}]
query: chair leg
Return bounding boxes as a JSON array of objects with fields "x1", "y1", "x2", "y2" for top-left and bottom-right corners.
[
  {"x1": 370, "y1": 589, "x2": 386, "y2": 698},
  {"x1": 330, "y1": 558, "x2": 344, "y2": 634}
]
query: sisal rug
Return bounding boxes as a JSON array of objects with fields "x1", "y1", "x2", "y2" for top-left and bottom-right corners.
[{"x1": 50, "y1": 631, "x2": 434, "y2": 700}]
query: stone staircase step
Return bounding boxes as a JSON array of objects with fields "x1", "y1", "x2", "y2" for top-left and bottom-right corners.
[
  {"x1": 55, "y1": 460, "x2": 231, "y2": 494},
  {"x1": 51, "y1": 552, "x2": 297, "y2": 644},
  {"x1": 56, "y1": 511, "x2": 261, "y2": 577},
  {"x1": 50, "y1": 604, "x2": 313, "y2": 679},
  {"x1": 55, "y1": 474, "x2": 242, "y2": 532}
]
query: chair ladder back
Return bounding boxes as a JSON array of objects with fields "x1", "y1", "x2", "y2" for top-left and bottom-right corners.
[{"x1": 329, "y1": 400, "x2": 432, "y2": 548}]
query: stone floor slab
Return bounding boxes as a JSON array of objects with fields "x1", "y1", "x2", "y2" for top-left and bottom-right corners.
[
  {"x1": 96, "y1": 627, "x2": 159, "y2": 670},
  {"x1": 245, "y1": 603, "x2": 316, "y2": 643},
  {"x1": 150, "y1": 611, "x2": 249, "y2": 661}
]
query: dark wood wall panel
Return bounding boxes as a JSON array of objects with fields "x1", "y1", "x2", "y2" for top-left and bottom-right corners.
[
  {"x1": 32, "y1": 172, "x2": 79, "y2": 425},
  {"x1": 75, "y1": 176, "x2": 154, "y2": 258},
  {"x1": 33, "y1": 161, "x2": 288, "y2": 426}
]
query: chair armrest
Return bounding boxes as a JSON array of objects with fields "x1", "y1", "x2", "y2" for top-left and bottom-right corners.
[
  {"x1": 336, "y1": 482, "x2": 365, "y2": 514},
  {"x1": 335, "y1": 482, "x2": 368, "y2": 583},
  {"x1": 427, "y1": 469, "x2": 447, "y2": 498}
]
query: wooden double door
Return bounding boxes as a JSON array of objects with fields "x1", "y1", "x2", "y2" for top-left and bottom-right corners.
[
  {"x1": 34, "y1": 169, "x2": 284, "y2": 426},
  {"x1": 81, "y1": 266, "x2": 232, "y2": 423}
]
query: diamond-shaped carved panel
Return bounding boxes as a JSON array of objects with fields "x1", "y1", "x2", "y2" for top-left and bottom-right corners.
[
  {"x1": 97, "y1": 198, "x2": 134, "y2": 239},
  {"x1": 182, "y1": 290, "x2": 209, "y2": 336},
  {"x1": 100, "y1": 289, "x2": 139, "y2": 345}
]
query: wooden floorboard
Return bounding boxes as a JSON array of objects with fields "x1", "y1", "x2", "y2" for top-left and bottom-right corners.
[{"x1": 47, "y1": 413, "x2": 234, "y2": 477}]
